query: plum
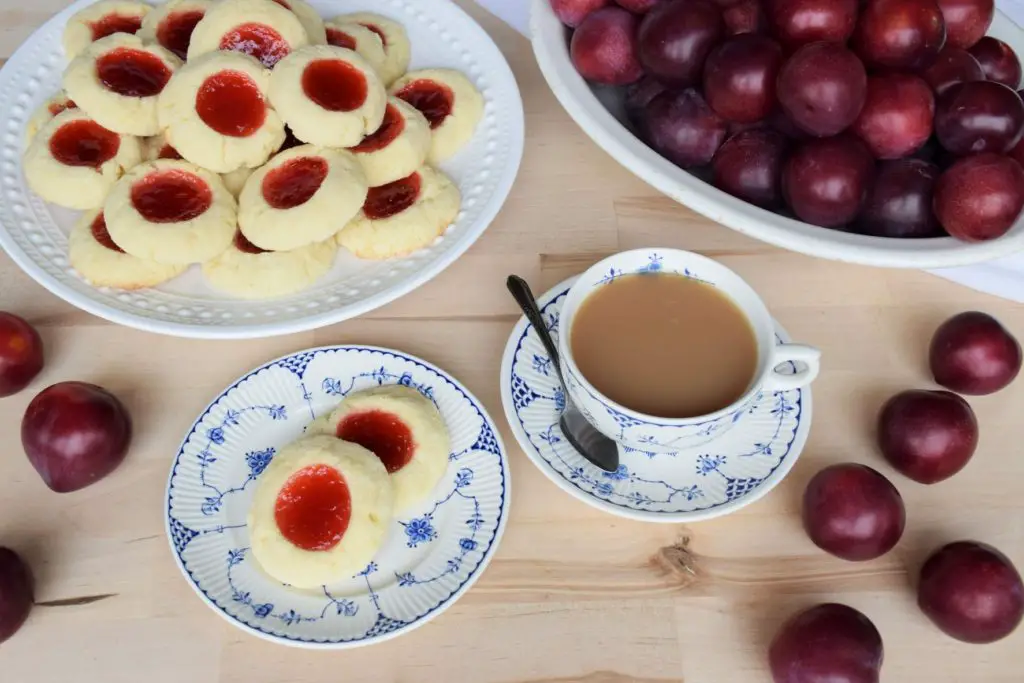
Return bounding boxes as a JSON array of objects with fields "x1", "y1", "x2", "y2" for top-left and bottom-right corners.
[
  {"x1": 0, "y1": 312, "x2": 44, "y2": 398},
  {"x1": 643, "y1": 89, "x2": 728, "y2": 167},
  {"x1": 852, "y1": 74, "x2": 934, "y2": 159},
  {"x1": 852, "y1": 0, "x2": 947, "y2": 71},
  {"x1": 968, "y1": 36, "x2": 1021, "y2": 88},
  {"x1": 933, "y1": 153, "x2": 1024, "y2": 241},
  {"x1": 0, "y1": 548, "x2": 32, "y2": 644},
  {"x1": 766, "y1": 0, "x2": 859, "y2": 49},
  {"x1": 637, "y1": 0, "x2": 723, "y2": 88},
  {"x1": 929, "y1": 311, "x2": 1022, "y2": 394},
  {"x1": 551, "y1": 0, "x2": 612, "y2": 26},
  {"x1": 570, "y1": 7, "x2": 644, "y2": 85},
  {"x1": 783, "y1": 135, "x2": 874, "y2": 227},
  {"x1": 703, "y1": 34, "x2": 783, "y2": 122},
  {"x1": 615, "y1": 0, "x2": 660, "y2": 12},
  {"x1": 923, "y1": 45, "x2": 985, "y2": 95},
  {"x1": 934, "y1": 81, "x2": 1024, "y2": 155},
  {"x1": 859, "y1": 159, "x2": 943, "y2": 238},
  {"x1": 937, "y1": 0, "x2": 994, "y2": 49},
  {"x1": 711, "y1": 128, "x2": 788, "y2": 206},
  {"x1": 802, "y1": 463, "x2": 906, "y2": 561},
  {"x1": 723, "y1": 0, "x2": 767, "y2": 35},
  {"x1": 777, "y1": 42, "x2": 867, "y2": 137},
  {"x1": 918, "y1": 541, "x2": 1023, "y2": 643},
  {"x1": 22, "y1": 381, "x2": 133, "y2": 493},
  {"x1": 877, "y1": 389, "x2": 978, "y2": 484},
  {"x1": 769, "y1": 603, "x2": 884, "y2": 683},
  {"x1": 624, "y1": 76, "x2": 666, "y2": 133}
]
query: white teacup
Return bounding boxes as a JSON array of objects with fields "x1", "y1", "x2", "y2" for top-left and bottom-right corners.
[{"x1": 558, "y1": 248, "x2": 821, "y2": 453}]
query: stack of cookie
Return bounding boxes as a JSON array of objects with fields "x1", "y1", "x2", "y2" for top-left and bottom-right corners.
[{"x1": 22, "y1": 0, "x2": 484, "y2": 299}]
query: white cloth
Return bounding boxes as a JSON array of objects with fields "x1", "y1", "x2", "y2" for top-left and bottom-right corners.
[{"x1": 474, "y1": 0, "x2": 1024, "y2": 302}]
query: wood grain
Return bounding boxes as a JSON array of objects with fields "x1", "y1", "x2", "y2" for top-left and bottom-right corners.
[{"x1": 1, "y1": 2, "x2": 1023, "y2": 681}]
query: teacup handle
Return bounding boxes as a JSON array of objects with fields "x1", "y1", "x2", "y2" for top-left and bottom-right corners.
[{"x1": 762, "y1": 344, "x2": 821, "y2": 392}]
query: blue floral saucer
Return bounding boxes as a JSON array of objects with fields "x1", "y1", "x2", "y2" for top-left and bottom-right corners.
[
  {"x1": 165, "y1": 346, "x2": 510, "y2": 648},
  {"x1": 499, "y1": 278, "x2": 812, "y2": 523}
]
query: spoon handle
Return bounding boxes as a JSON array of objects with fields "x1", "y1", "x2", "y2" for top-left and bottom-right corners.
[{"x1": 506, "y1": 275, "x2": 563, "y2": 377}]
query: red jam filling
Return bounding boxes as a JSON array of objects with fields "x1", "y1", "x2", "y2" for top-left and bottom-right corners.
[
  {"x1": 336, "y1": 409, "x2": 415, "y2": 473},
  {"x1": 90, "y1": 213, "x2": 124, "y2": 253},
  {"x1": 274, "y1": 464, "x2": 351, "y2": 552},
  {"x1": 234, "y1": 230, "x2": 267, "y2": 254},
  {"x1": 352, "y1": 103, "x2": 404, "y2": 153},
  {"x1": 89, "y1": 13, "x2": 142, "y2": 41},
  {"x1": 157, "y1": 10, "x2": 205, "y2": 60},
  {"x1": 301, "y1": 59, "x2": 368, "y2": 112},
  {"x1": 219, "y1": 23, "x2": 290, "y2": 68},
  {"x1": 360, "y1": 22, "x2": 387, "y2": 47},
  {"x1": 325, "y1": 27, "x2": 356, "y2": 50},
  {"x1": 261, "y1": 156, "x2": 328, "y2": 209},
  {"x1": 96, "y1": 48, "x2": 172, "y2": 97},
  {"x1": 48, "y1": 99, "x2": 76, "y2": 116},
  {"x1": 130, "y1": 170, "x2": 212, "y2": 223},
  {"x1": 49, "y1": 120, "x2": 120, "y2": 168},
  {"x1": 157, "y1": 144, "x2": 182, "y2": 160},
  {"x1": 279, "y1": 126, "x2": 302, "y2": 152},
  {"x1": 195, "y1": 70, "x2": 266, "y2": 137},
  {"x1": 363, "y1": 172, "x2": 421, "y2": 220},
  {"x1": 395, "y1": 79, "x2": 454, "y2": 129}
]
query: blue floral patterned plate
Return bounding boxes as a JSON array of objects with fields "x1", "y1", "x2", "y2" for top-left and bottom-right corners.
[
  {"x1": 165, "y1": 346, "x2": 510, "y2": 648},
  {"x1": 499, "y1": 278, "x2": 812, "y2": 523}
]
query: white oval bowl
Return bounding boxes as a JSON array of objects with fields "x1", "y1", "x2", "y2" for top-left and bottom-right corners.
[{"x1": 530, "y1": 0, "x2": 1024, "y2": 269}]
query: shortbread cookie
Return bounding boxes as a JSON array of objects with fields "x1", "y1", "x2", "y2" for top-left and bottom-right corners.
[
  {"x1": 24, "y1": 94, "x2": 77, "y2": 145},
  {"x1": 69, "y1": 210, "x2": 186, "y2": 289},
  {"x1": 63, "y1": 0, "x2": 150, "y2": 60},
  {"x1": 64, "y1": 33, "x2": 182, "y2": 136},
  {"x1": 323, "y1": 21, "x2": 386, "y2": 76},
  {"x1": 221, "y1": 166, "x2": 254, "y2": 197},
  {"x1": 391, "y1": 69, "x2": 483, "y2": 163},
  {"x1": 274, "y1": 0, "x2": 327, "y2": 45},
  {"x1": 308, "y1": 385, "x2": 450, "y2": 513},
  {"x1": 239, "y1": 144, "x2": 368, "y2": 251},
  {"x1": 337, "y1": 165, "x2": 460, "y2": 260},
  {"x1": 188, "y1": 0, "x2": 310, "y2": 68},
  {"x1": 104, "y1": 159, "x2": 236, "y2": 265},
  {"x1": 333, "y1": 12, "x2": 409, "y2": 85},
  {"x1": 203, "y1": 231, "x2": 337, "y2": 298},
  {"x1": 268, "y1": 45, "x2": 386, "y2": 148},
  {"x1": 158, "y1": 51, "x2": 284, "y2": 173},
  {"x1": 137, "y1": 0, "x2": 213, "y2": 60},
  {"x1": 23, "y1": 109, "x2": 142, "y2": 210},
  {"x1": 142, "y1": 132, "x2": 183, "y2": 161},
  {"x1": 248, "y1": 435, "x2": 393, "y2": 588},
  {"x1": 350, "y1": 97, "x2": 430, "y2": 187}
]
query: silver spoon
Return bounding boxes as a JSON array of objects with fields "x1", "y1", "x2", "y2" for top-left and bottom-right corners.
[{"x1": 507, "y1": 275, "x2": 619, "y2": 473}]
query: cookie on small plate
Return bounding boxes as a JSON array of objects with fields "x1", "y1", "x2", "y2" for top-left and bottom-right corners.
[
  {"x1": 70, "y1": 210, "x2": 186, "y2": 289},
  {"x1": 336, "y1": 165, "x2": 460, "y2": 260},
  {"x1": 391, "y1": 69, "x2": 483, "y2": 163},
  {"x1": 23, "y1": 109, "x2": 142, "y2": 210},
  {"x1": 104, "y1": 159, "x2": 237, "y2": 265}
]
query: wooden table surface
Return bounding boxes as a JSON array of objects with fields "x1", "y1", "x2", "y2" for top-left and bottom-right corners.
[{"x1": 2, "y1": 2, "x2": 1023, "y2": 681}]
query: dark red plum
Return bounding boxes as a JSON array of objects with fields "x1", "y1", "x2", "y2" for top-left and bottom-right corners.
[
  {"x1": 923, "y1": 45, "x2": 985, "y2": 95},
  {"x1": 777, "y1": 42, "x2": 867, "y2": 137},
  {"x1": 637, "y1": 0, "x2": 723, "y2": 88},
  {"x1": 934, "y1": 153, "x2": 1024, "y2": 241},
  {"x1": 551, "y1": 0, "x2": 612, "y2": 26},
  {"x1": 624, "y1": 76, "x2": 666, "y2": 132},
  {"x1": 570, "y1": 7, "x2": 644, "y2": 85},
  {"x1": 852, "y1": 74, "x2": 934, "y2": 159},
  {"x1": 703, "y1": 34, "x2": 783, "y2": 122},
  {"x1": 877, "y1": 389, "x2": 978, "y2": 484},
  {"x1": 784, "y1": 135, "x2": 874, "y2": 227},
  {"x1": 853, "y1": 0, "x2": 947, "y2": 70},
  {"x1": 723, "y1": 0, "x2": 767, "y2": 35},
  {"x1": 711, "y1": 128, "x2": 788, "y2": 206},
  {"x1": 968, "y1": 36, "x2": 1022, "y2": 87},
  {"x1": 766, "y1": 0, "x2": 858, "y2": 49},
  {"x1": 615, "y1": 0, "x2": 661, "y2": 12},
  {"x1": 930, "y1": 311, "x2": 1022, "y2": 394},
  {"x1": 0, "y1": 548, "x2": 32, "y2": 645},
  {"x1": 643, "y1": 89, "x2": 728, "y2": 167},
  {"x1": 937, "y1": 0, "x2": 994, "y2": 49},
  {"x1": 859, "y1": 159, "x2": 944, "y2": 238},
  {"x1": 769, "y1": 604, "x2": 884, "y2": 683},
  {"x1": 934, "y1": 81, "x2": 1024, "y2": 154},
  {"x1": 0, "y1": 312, "x2": 44, "y2": 397}
]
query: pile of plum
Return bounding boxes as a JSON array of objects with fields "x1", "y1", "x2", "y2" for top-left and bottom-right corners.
[{"x1": 556, "y1": 0, "x2": 1024, "y2": 243}]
